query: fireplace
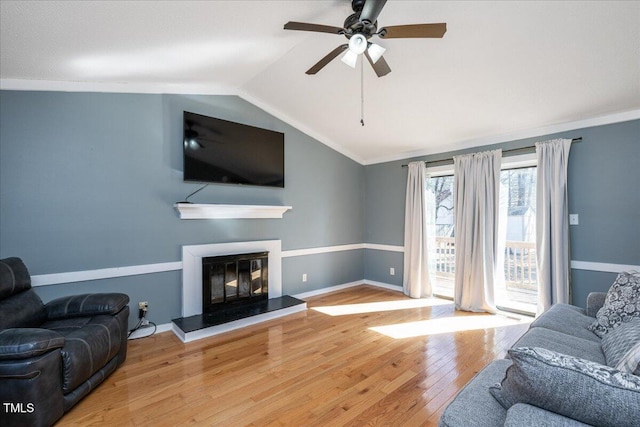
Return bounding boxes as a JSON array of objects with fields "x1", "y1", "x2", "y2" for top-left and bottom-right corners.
[
  {"x1": 181, "y1": 240, "x2": 283, "y2": 317},
  {"x1": 175, "y1": 241, "x2": 306, "y2": 343},
  {"x1": 202, "y1": 252, "x2": 268, "y2": 312}
]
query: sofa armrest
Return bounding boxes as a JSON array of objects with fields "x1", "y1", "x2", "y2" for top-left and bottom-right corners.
[
  {"x1": 45, "y1": 293, "x2": 130, "y2": 320},
  {"x1": 586, "y1": 292, "x2": 607, "y2": 317},
  {"x1": 0, "y1": 328, "x2": 64, "y2": 361}
]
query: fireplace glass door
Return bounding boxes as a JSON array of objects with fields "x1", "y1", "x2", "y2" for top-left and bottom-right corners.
[{"x1": 202, "y1": 252, "x2": 268, "y2": 312}]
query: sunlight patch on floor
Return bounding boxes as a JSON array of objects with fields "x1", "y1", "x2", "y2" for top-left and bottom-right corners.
[
  {"x1": 311, "y1": 297, "x2": 453, "y2": 316},
  {"x1": 369, "y1": 314, "x2": 531, "y2": 339}
]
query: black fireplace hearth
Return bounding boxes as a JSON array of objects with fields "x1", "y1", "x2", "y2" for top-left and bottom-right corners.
[{"x1": 172, "y1": 295, "x2": 306, "y2": 336}]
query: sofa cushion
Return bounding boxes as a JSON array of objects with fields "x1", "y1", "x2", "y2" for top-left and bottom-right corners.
[
  {"x1": 42, "y1": 315, "x2": 122, "y2": 394},
  {"x1": 589, "y1": 271, "x2": 640, "y2": 337},
  {"x1": 505, "y1": 403, "x2": 593, "y2": 427},
  {"x1": 530, "y1": 303, "x2": 600, "y2": 343},
  {"x1": 510, "y1": 326, "x2": 605, "y2": 364},
  {"x1": 489, "y1": 347, "x2": 640, "y2": 427},
  {"x1": 438, "y1": 359, "x2": 510, "y2": 427},
  {"x1": 601, "y1": 318, "x2": 640, "y2": 375}
]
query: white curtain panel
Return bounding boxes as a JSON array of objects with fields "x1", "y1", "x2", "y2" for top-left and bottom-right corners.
[
  {"x1": 536, "y1": 138, "x2": 572, "y2": 314},
  {"x1": 453, "y1": 150, "x2": 502, "y2": 313},
  {"x1": 403, "y1": 161, "x2": 434, "y2": 298}
]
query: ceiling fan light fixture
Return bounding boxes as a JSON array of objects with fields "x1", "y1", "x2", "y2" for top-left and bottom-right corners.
[
  {"x1": 341, "y1": 50, "x2": 358, "y2": 68},
  {"x1": 348, "y1": 33, "x2": 367, "y2": 55},
  {"x1": 367, "y1": 43, "x2": 386, "y2": 64}
]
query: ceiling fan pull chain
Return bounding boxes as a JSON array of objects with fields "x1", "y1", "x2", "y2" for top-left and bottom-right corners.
[{"x1": 360, "y1": 57, "x2": 365, "y2": 126}]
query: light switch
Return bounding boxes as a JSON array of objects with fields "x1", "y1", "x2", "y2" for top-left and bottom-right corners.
[{"x1": 569, "y1": 214, "x2": 579, "y2": 225}]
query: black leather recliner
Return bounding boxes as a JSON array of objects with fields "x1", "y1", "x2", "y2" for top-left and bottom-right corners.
[{"x1": 0, "y1": 257, "x2": 130, "y2": 427}]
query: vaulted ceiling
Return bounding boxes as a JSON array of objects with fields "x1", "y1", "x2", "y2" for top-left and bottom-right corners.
[{"x1": 1, "y1": 1, "x2": 639, "y2": 164}]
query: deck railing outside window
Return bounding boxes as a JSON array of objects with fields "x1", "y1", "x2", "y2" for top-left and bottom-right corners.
[
  {"x1": 433, "y1": 237, "x2": 538, "y2": 311},
  {"x1": 503, "y1": 240, "x2": 537, "y2": 290}
]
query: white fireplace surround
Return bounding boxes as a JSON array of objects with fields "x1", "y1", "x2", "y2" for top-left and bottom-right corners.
[{"x1": 181, "y1": 240, "x2": 282, "y2": 317}]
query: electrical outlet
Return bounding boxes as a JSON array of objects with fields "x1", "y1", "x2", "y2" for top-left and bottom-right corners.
[
  {"x1": 302, "y1": 273, "x2": 307, "y2": 282},
  {"x1": 138, "y1": 301, "x2": 148, "y2": 319},
  {"x1": 390, "y1": 267, "x2": 395, "y2": 276}
]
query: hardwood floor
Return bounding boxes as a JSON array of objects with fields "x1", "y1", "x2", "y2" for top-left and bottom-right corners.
[{"x1": 58, "y1": 285, "x2": 531, "y2": 426}]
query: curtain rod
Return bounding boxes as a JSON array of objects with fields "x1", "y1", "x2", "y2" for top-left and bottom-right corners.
[{"x1": 401, "y1": 137, "x2": 582, "y2": 168}]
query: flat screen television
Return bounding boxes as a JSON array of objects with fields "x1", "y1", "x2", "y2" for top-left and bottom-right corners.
[{"x1": 183, "y1": 111, "x2": 284, "y2": 187}]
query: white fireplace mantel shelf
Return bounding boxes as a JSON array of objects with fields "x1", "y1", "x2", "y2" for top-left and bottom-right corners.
[{"x1": 174, "y1": 203, "x2": 292, "y2": 220}]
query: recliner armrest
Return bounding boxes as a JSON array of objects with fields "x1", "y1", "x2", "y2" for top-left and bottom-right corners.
[
  {"x1": 586, "y1": 292, "x2": 607, "y2": 317},
  {"x1": 45, "y1": 293, "x2": 130, "y2": 320},
  {"x1": 0, "y1": 328, "x2": 64, "y2": 360}
]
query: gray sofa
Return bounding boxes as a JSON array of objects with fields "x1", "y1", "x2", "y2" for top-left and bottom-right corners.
[{"x1": 439, "y1": 290, "x2": 639, "y2": 426}]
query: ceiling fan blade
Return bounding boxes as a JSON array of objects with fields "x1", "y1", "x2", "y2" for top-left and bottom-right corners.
[
  {"x1": 379, "y1": 23, "x2": 447, "y2": 39},
  {"x1": 284, "y1": 21, "x2": 344, "y2": 34},
  {"x1": 306, "y1": 44, "x2": 349, "y2": 75},
  {"x1": 360, "y1": 0, "x2": 388, "y2": 24},
  {"x1": 364, "y1": 50, "x2": 391, "y2": 77}
]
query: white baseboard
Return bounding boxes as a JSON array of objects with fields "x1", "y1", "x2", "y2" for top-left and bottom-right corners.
[
  {"x1": 292, "y1": 280, "x2": 363, "y2": 300},
  {"x1": 128, "y1": 322, "x2": 173, "y2": 339},
  {"x1": 292, "y1": 279, "x2": 403, "y2": 301},
  {"x1": 362, "y1": 280, "x2": 404, "y2": 292}
]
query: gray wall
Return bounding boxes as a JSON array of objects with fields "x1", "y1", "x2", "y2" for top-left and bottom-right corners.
[
  {"x1": 0, "y1": 91, "x2": 364, "y2": 327},
  {"x1": 364, "y1": 119, "x2": 640, "y2": 307},
  {"x1": 1, "y1": 89, "x2": 637, "y2": 327}
]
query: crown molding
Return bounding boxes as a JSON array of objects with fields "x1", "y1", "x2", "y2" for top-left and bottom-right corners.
[
  {"x1": 363, "y1": 109, "x2": 640, "y2": 165},
  {"x1": 0, "y1": 78, "x2": 236, "y2": 95}
]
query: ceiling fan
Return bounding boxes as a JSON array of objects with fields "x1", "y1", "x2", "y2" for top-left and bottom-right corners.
[
  {"x1": 284, "y1": 0, "x2": 446, "y2": 77},
  {"x1": 184, "y1": 120, "x2": 225, "y2": 149}
]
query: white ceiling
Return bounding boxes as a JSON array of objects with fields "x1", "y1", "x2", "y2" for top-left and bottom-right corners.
[{"x1": 1, "y1": 1, "x2": 639, "y2": 164}]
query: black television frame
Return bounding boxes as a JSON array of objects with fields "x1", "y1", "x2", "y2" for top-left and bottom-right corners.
[{"x1": 183, "y1": 111, "x2": 285, "y2": 188}]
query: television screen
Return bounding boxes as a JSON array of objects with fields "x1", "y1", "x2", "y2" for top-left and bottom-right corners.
[{"x1": 183, "y1": 111, "x2": 284, "y2": 187}]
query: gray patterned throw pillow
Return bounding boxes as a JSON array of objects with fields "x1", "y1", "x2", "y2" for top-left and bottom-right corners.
[
  {"x1": 489, "y1": 347, "x2": 640, "y2": 427},
  {"x1": 588, "y1": 271, "x2": 640, "y2": 337},
  {"x1": 601, "y1": 318, "x2": 640, "y2": 375}
]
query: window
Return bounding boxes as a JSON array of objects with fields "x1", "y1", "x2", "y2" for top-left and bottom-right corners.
[
  {"x1": 427, "y1": 174, "x2": 455, "y2": 298},
  {"x1": 497, "y1": 166, "x2": 537, "y2": 314},
  {"x1": 426, "y1": 154, "x2": 538, "y2": 314}
]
